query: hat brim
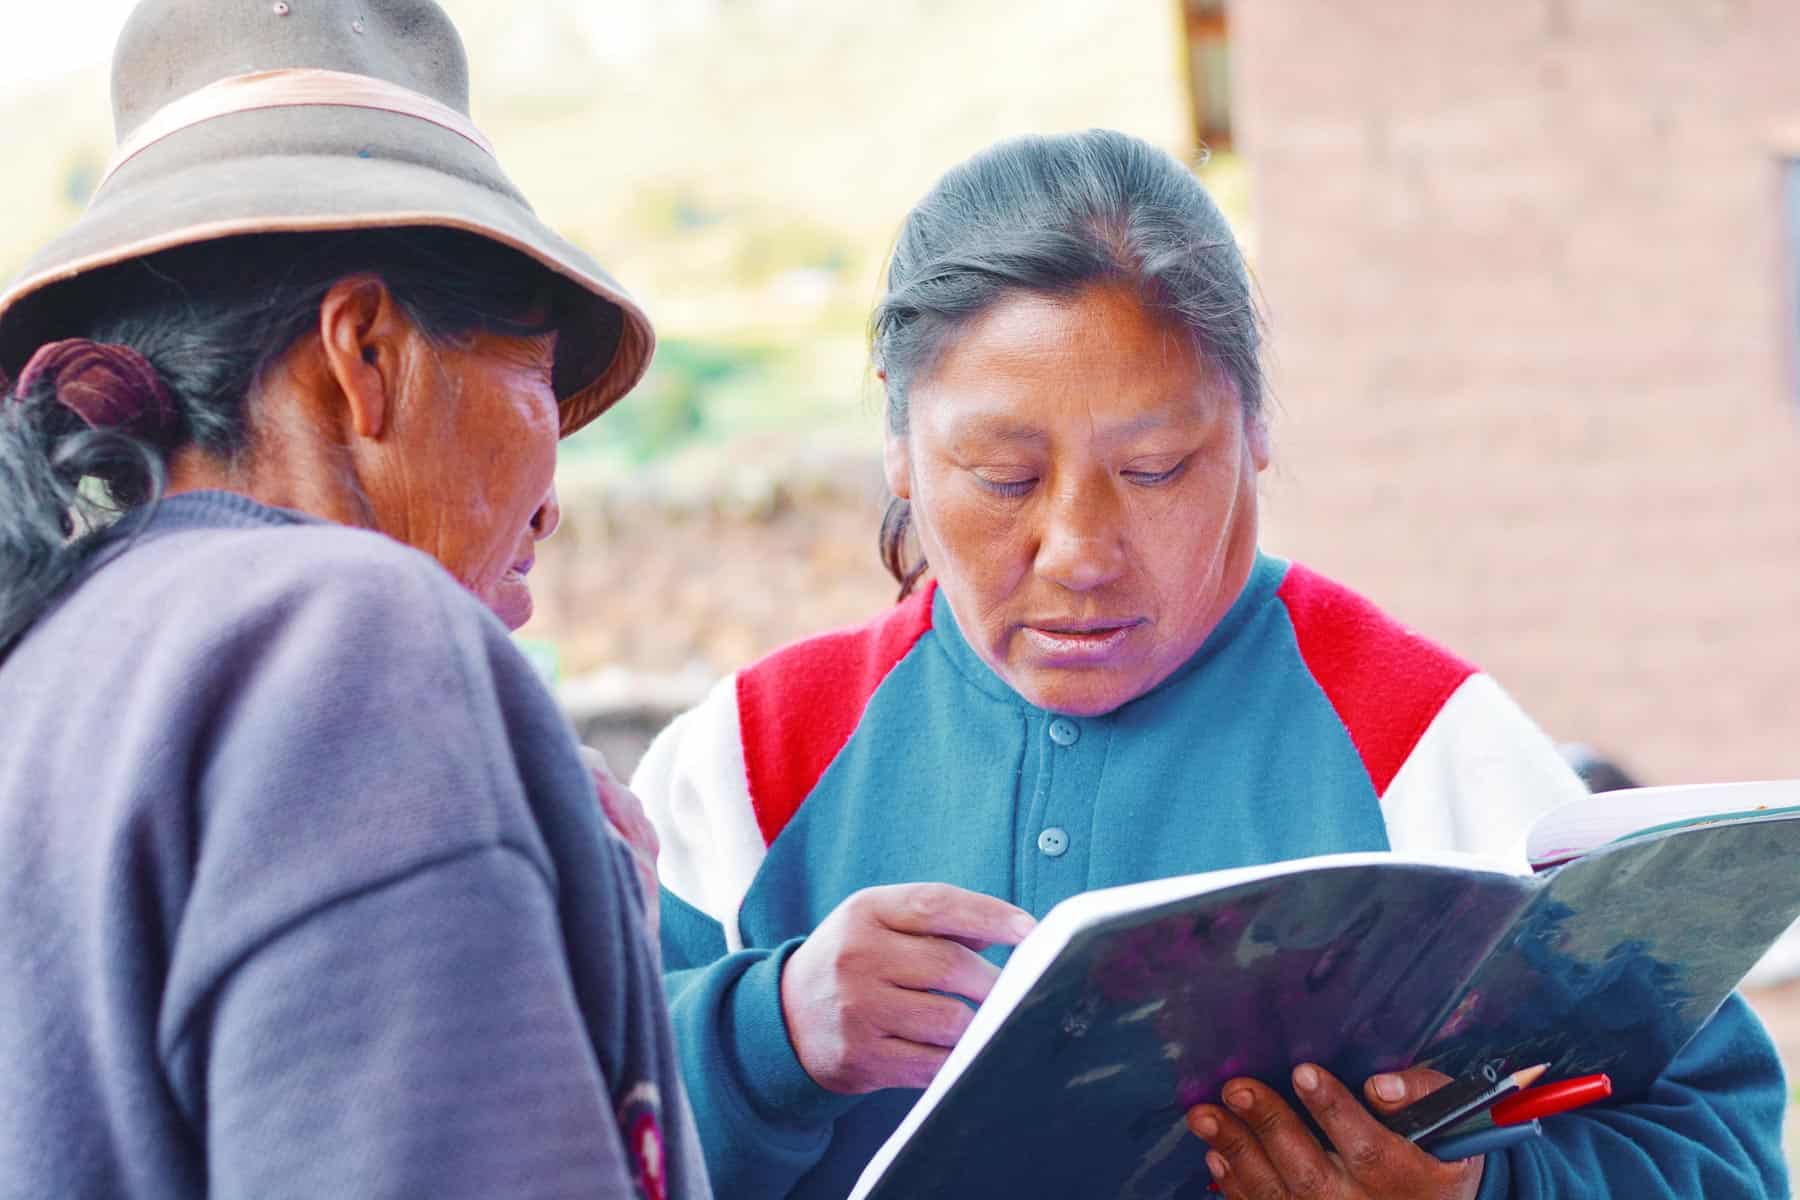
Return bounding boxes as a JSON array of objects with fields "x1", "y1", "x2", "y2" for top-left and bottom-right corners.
[{"x1": 0, "y1": 105, "x2": 653, "y2": 438}]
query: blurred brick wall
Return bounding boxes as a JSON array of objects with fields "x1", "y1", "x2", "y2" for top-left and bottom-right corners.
[{"x1": 1235, "y1": 0, "x2": 1800, "y2": 782}]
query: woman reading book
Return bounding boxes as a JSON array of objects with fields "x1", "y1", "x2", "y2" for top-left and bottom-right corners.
[{"x1": 633, "y1": 129, "x2": 1790, "y2": 1198}]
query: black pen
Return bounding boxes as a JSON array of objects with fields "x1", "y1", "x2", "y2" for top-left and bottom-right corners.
[{"x1": 1381, "y1": 1062, "x2": 1549, "y2": 1143}]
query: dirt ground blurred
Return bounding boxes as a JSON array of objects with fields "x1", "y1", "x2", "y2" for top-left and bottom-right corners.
[{"x1": 525, "y1": 445, "x2": 896, "y2": 685}]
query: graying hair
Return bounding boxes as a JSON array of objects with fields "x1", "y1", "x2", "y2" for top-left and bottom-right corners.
[{"x1": 870, "y1": 129, "x2": 1263, "y2": 596}]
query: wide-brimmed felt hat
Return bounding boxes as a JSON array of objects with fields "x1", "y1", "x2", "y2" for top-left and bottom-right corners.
[{"x1": 0, "y1": 0, "x2": 653, "y2": 437}]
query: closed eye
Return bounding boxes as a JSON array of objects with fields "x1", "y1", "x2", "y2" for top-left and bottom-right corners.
[
  {"x1": 1122, "y1": 459, "x2": 1188, "y2": 487},
  {"x1": 975, "y1": 474, "x2": 1037, "y2": 498}
]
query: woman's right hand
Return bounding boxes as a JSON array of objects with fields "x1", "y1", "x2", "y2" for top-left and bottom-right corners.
[{"x1": 780, "y1": 882, "x2": 1037, "y2": 1094}]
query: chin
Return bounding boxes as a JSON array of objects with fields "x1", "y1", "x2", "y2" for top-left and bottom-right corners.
[
  {"x1": 486, "y1": 581, "x2": 534, "y2": 632},
  {"x1": 1012, "y1": 672, "x2": 1143, "y2": 718}
]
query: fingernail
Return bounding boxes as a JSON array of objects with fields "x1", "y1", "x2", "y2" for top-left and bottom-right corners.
[
  {"x1": 1012, "y1": 914, "x2": 1037, "y2": 940},
  {"x1": 1225, "y1": 1087, "x2": 1253, "y2": 1112},
  {"x1": 1294, "y1": 1064, "x2": 1320, "y2": 1092},
  {"x1": 1207, "y1": 1150, "x2": 1230, "y2": 1179},
  {"x1": 1374, "y1": 1074, "x2": 1406, "y2": 1102},
  {"x1": 1189, "y1": 1112, "x2": 1219, "y2": 1139}
]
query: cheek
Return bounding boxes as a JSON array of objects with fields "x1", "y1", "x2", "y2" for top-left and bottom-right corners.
[
  {"x1": 1145, "y1": 459, "x2": 1258, "y2": 616},
  {"x1": 459, "y1": 391, "x2": 557, "y2": 569},
  {"x1": 489, "y1": 393, "x2": 559, "y2": 510},
  {"x1": 914, "y1": 473, "x2": 1030, "y2": 592}
]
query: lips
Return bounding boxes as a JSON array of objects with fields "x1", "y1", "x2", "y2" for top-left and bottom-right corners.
[
  {"x1": 1019, "y1": 618, "x2": 1143, "y2": 663},
  {"x1": 1029, "y1": 618, "x2": 1138, "y2": 635}
]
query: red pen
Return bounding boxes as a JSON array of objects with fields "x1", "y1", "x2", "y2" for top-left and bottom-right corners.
[{"x1": 1486, "y1": 1074, "x2": 1613, "y2": 1126}]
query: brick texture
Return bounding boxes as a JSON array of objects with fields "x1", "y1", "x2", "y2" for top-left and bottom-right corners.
[{"x1": 1234, "y1": 0, "x2": 1800, "y2": 782}]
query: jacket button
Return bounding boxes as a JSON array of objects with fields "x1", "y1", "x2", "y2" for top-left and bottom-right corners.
[{"x1": 1037, "y1": 827, "x2": 1070, "y2": 857}]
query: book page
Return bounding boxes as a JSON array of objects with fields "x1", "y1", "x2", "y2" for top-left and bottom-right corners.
[{"x1": 1525, "y1": 779, "x2": 1800, "y2": 870}]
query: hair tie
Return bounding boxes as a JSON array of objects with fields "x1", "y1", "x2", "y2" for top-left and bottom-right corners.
[{"x1": 14, "y1": 339, "x2": 178, "y2": 442}]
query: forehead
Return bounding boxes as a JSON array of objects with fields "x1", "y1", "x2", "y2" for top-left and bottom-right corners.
[{"x1": 910, "y1": 285, "x2": 1233, "y2": 433}]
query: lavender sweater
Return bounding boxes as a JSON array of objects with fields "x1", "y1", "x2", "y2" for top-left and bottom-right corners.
[{"x1": 0, "y1": 491, "x2": 708, "y2": 1200}]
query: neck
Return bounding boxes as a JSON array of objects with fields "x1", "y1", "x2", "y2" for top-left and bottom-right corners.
[{"x1": 165, "y1": 420, "x2": 376, "y2": 533}]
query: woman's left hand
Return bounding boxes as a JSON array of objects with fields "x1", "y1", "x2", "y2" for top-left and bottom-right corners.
[
  {"x1": 580, "y1": 746, "x2": 662, "y2": 951},
  {"x1": 1185, "y1": 1064, "x2": 1483, "y2": 1199}
]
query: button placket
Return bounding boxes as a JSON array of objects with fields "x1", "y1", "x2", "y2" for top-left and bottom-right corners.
[{"x1": 1034, "y1": 717, "x2": 1081, "y2": 860}]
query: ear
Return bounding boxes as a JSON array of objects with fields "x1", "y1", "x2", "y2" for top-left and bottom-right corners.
[
  {"x1": 883, "y1": 425, "x2": 914, "y2": 501},
  {"x1": 1245, "y1": 412, "x2": 1272, "y2": 473},
  {"x1": 316, "y1": 276, "x2": 412, "y2": 441},
  {"x1": 878, "y1": 371, "x2": 918, "y2": 500}
]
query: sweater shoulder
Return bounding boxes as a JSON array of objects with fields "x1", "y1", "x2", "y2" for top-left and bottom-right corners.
[
  {"x1": 1274, "y1": 561, "x2": 1477, "y2": 795},
  {"x1": 733, "y1": 584, "x2": 937, "y2": 845},
  {"x1": 92, "y1": 516, "x2": 502, "y2": 664},
  {"x1": 140, "y1": 517, "x2": 474, "y2": 610}
]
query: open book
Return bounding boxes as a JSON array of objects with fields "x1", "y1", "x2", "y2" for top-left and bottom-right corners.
[{"x1": 848, "y1": 781, "x2": 1800, "y2": 1200}]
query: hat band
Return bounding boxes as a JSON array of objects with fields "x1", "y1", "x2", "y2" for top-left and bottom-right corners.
[{"x1": 101, "y1": 68, "x2": 497, "y2": 187}]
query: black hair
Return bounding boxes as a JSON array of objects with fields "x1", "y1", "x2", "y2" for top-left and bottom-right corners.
[
  {"x1": 0, "y1": 227, "x2": 561, "y2": 656},
  {"x1": 1558, "y1": 744, "x2": 1645, "y2": 793},
  {"x1": 870, "y1": 129, "x2": 1264, "y2": 596}
]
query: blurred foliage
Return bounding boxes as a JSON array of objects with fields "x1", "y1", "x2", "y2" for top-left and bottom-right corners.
[
  {"x1": 0, "y1": 0, "x2": 1213, "y2": 477},
  {"x1": 564, "y1": 339, "x2": 770, "y2": 464},
  {"x1": 621, "y1": 184, "x2": 727, "y2": 239}
]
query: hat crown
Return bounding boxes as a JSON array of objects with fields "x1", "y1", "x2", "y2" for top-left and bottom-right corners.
[
  {"x1": 110, "y1": 0, "x2": 473, "y2": 142},
  {"x1": 5, "y1": 0, "x2": 654, "y2": 434}
]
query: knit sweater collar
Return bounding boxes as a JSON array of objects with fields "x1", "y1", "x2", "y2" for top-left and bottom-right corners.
[{"x1": 143, "y1": 489, "x2": 325, "y2": 534}]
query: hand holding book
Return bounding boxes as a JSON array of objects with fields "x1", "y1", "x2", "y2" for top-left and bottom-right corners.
[
  {"x1": 848, "y1": 781, "x2": 1800, "y2": 1199},
  {"x1": 1189, "y1": 1062, "x2": 1612, "y2": 1195},
  {"x1": 1185, "y1": 1062, "x2": 1482, "y2": 1198}
]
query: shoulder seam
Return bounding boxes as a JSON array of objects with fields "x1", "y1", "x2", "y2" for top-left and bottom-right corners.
[{"x1": 160, "y1": 839, "x2": 554, "y2": 1097}]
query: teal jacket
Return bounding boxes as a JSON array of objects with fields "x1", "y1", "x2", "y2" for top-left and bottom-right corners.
[{"x1": 635, "y1": 554, "x2": 1789, "y2": 1198}]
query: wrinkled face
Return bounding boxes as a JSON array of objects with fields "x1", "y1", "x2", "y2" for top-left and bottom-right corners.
[
  {"x1": 886, "y1": 284, "x2": 1268, "y2": 716},
  {"x1": 396, "y1": 328, "x2": 562, "y2": 631}
]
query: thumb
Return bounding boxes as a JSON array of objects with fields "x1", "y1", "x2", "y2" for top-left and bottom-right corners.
[{"x1": 1362, "y1": 1065, "x2": 1457, "y2": 1116}]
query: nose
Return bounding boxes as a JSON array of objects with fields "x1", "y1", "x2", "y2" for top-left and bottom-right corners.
[
  {"x1": 1033, "y1": 476, "x2": 1126, "y2": 593},
  {"x1": 530, "y1": 485, "x2": 561, "y2": 542}
]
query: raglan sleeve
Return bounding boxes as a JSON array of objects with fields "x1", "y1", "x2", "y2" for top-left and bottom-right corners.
[
  {"x1": 157, "y1": 549, "x2": 704, "y2": 1200},
  {"x1": 632, "y1": 678, "x2": 861, "y2": 1196},
  {"x1": 1384, "y1": 675, "x2": 1791, "y2": 1198}
]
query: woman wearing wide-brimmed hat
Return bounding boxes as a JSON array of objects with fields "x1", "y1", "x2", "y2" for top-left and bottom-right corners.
[{"x1": 0, "y1": 2, "x2": 707, "y2": 1197}]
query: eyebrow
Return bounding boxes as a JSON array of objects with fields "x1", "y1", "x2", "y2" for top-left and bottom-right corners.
[
  {"x1": 952, "y1": 408, "x2": 1206, "y2": 445},
  {"x1": 953, "y1": 417, "x2": 1048, "y2": 445},
  {"x1": 1097, "y1": 410, "x2": 1200, "y2": 441}
]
